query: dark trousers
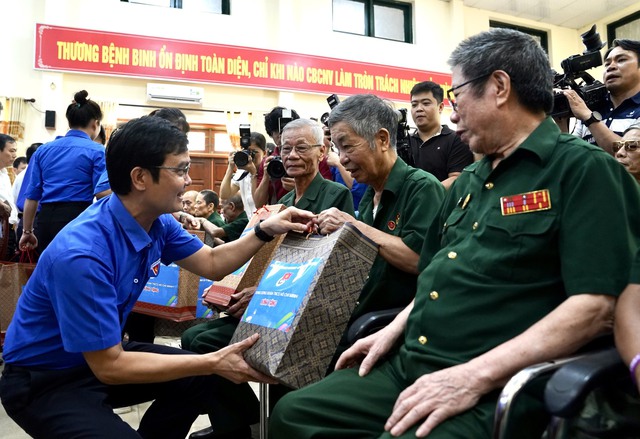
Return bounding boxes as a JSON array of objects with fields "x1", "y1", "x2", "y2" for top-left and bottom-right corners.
[
  {"x1": 0, "y1": 341, "x2": 219, "y2": 439},
  {"x1": 36, "y1": 201, "x2": 90, "y2": 253}
]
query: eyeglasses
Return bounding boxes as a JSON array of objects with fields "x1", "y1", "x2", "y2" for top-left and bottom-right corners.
[
  {"x1": 447, "y1": 73, "x2": 492, "y2": 112},
  {"x1": 613, "y1": 140, "x2": 640, "y2": 153},
  {"x1": 154, "y1": 163, "x2": 191, "y2": 177},
  {"x1": 280, "y1": 144, "x2": 322, "y2": 156}
]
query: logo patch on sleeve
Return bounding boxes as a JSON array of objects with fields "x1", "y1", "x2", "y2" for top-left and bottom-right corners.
[
  {"x1": 500, "y1": 189, "x2": 551, "y2": 216},
  {"x1": 150, "y1": 259, "x2": 161, "y2": 276}
]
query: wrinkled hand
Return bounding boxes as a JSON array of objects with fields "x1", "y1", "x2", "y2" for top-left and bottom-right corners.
[
  {"x1": 281, "y1": 176, "x2": 295, "y2": 192},
  {"x1": 335, "y1": 324, "x2": 400, "y2": 375},
  {"x1": 384, "y1": 363, "x2": 483, "y2": 438},
  {"x1": 208, "y1": 333, "x2": 278, "y2": 384},
  {"x1": 259, "y1": 206, "x2": 317, "y2": 236},
  {"x1": 317, "y1": 207, "x2": 355, "y2": 234},
  {"x1": 227, "y1": 286, "x2": 257, "y2": 319},
  {"x1": 19, "y1": 232, "x2": 38, "y2": 251}
]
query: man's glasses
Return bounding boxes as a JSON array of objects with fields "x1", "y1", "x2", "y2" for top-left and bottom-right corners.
[
  {"x1": 280, "y1": 144, "x2": 322, "y2": 156},
  {"x1": 154, "y1": 163, "x2": 191, "y2": 177},
  {"x1": 613, "y1": 140, "x2": 640, "y2": 153},
  {"x1": 447, "y1": 73, "x2": 491, "y2": 112}
]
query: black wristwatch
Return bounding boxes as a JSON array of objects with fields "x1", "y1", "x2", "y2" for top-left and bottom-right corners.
[
  {"x1": 583, "y1": 111, "x2": 602, "y2": 127},
  {"x1": 254, "y1": 221, "x2": 275, "y2": 242}
]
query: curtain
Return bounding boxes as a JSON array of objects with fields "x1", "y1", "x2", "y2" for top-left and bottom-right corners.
[
  {"x1": 96, "y1": 100, "x2": 119, "y2": 142},
  {"x1": 0, "y1": 98, "x2": 26, "y2": 141}
]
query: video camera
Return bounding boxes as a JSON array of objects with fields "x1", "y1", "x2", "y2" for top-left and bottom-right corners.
[
  {"x1": 395, "y1": 108, "x2": 413, "y2": 166},
  {"x1": 233, "y1": 124, "x2": 254, "y2": 167},
  {"x1": 266, "y1": 109, "x2": 294, "y2": 179},
  {"x1": 552, "y1": 24, "x2": 609, "y2": 118}
]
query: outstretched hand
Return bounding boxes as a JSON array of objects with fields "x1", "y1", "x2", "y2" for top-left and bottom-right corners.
[{"x1": 259, "y1": 206, "x2": 318, "y2": 236}]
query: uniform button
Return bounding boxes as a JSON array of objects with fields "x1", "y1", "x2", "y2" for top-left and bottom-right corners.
[
  {"x1": 133, "y1": 279, "x2": 139, "y2": 284},
  {"x1": 418, "y1": 335, "x2": 428, "y2": 345},
  {"x1": 485, "y1": 182, "x2": 494, "y2": 190},
  {"x1": 472, "y1": 222, "x2": 479, "y2": 230},
  {"x1": 447, "y1": 251, "x2": 457, "y2": 259},
  {"x1": 355, "y1": 301, "x2": 360, "y2": 306},
  {"x1": 429, "y1": 291, "x2": 439, "y2": 300}
]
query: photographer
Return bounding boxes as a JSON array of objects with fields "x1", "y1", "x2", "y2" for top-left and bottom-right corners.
[
  {"x1": 556, "y1": 39, "x2": 640, "y2": 154},
  {"x1": 219, "y1": 131, "x2": 266, "y2": 218},
  {"x1": 408, "y1": 81, "x2": 473, "y2": 189}
]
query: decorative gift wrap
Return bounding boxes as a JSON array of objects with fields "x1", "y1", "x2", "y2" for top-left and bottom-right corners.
[
  {"x1": 0, "y1": 253, "x2": 37, "y2": 339},
  {"x1": 230, "y1": 222, "x2": 378, "y2": 389},
  {"x1": 133, "y1": 231, "x2": 206, "y2": 322},
  {"x1": 204, "y1": 204, "x2": 286, "y2": 308}
]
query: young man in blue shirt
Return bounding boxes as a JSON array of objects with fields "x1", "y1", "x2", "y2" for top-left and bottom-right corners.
[{"x1": 0, "y1": 116, "x2": 316, "y2": 439}]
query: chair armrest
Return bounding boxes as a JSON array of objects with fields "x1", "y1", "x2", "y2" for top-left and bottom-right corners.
[
  {"x1": 346, "y1": 308, "x2": 403, "y2": 345},
  {"x1": 544, "y1": 347, "x2": 626, "y2": 418}
]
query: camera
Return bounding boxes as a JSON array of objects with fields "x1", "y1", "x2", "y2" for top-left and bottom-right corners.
[
  {"x1": 552, "y1": 24, "x2": 608, "y2": 118},
  {"x1": 395, "y1": 108, "x2": 413, "y2": 166},
  {"x1": 233, "y1": 124, "x2": 254, "y2": 167},
  {"x1": 266, "y1": 156, "x2": 287, "y2": 179},
  {"x1": 320, "y1": 94, "x2": 341, "y2": 127}
]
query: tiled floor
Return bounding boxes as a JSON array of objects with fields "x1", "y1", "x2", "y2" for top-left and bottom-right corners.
[{"x1": 0, "y1": 336, "x2": 261, "y2": 439}]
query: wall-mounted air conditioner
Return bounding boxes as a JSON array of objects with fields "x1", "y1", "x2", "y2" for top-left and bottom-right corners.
[{"x1": 146, "y1": 83, "x2": 204, "y2": 105}]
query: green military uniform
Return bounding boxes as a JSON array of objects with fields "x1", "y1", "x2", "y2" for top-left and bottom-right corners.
[
  {"x1": 277, "y1": 172, "x2": 355, "y2": 216},
  {"x1": 269, "y1": 118, "x2": 640, "y2": 438},
  {"x1": 220, "y1": 210, "x2": 249, "y2": 242},
  {"x1": 180, "y1": 171, "x2": 357, "y2": 433},
  {"x1": 206, "y1": 211, "x2": 225, "y2": 227},
  {"x1": 350, "y1": 158, "x2": 444, "y2": 323}
]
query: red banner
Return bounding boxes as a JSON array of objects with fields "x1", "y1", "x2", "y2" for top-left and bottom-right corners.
[{"x1": 35, "y1": 24, "x2": 452, "y2": 102}]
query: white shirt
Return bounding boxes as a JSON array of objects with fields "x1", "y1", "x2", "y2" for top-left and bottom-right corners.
[
  {"x1": 12, "y1": 164, "x2": 26, "y2": 212},
  {"x1": 232, "y1": 170, "x2": 256, "y2": 218},
  {"x1": 0, "y1": 168, "x2": 18, "y2": 230}
]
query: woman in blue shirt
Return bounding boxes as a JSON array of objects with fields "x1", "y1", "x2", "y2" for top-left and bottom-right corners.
[{"x1": 20, "y1": 90, "x2": 105, "y2": 254}]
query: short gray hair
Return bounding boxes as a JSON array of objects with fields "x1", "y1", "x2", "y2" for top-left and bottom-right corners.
[{"x1": 281, "y1": 118, "x2": 324, "y2": 145}]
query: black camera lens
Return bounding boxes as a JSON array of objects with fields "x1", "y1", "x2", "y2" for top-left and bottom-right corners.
[
  {"x1": 234, "y1": 150, "x2": 251, "y2": 167},
  {"x1": 266, "y1": 156, "x2": 286, "y2": 179}
]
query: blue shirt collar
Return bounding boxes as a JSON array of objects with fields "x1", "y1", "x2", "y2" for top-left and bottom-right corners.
[{"x1": 106, "y1": 195, "x2": 164, "y2": 252}]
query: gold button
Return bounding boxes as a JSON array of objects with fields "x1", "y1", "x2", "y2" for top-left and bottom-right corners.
[
  {"x1": 429, "y1": 291, "x2": 439, "y2": 300},
  {"x1": 447, "y1": 251, "x2": 457, "y2": 259},
  {"x1": 418, "y1": 335, "x2": 428, "y2": 345},
  {"x1": 485, "y1": 182, "x2": 494, "y2": 189},
  {"x1": 472, "y1": 222, "x2": 479, "y2": 230}
]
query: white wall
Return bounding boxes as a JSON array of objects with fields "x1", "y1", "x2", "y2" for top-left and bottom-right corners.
[{"x1": 1, "y1": 0, "x2": 638, "y2": 152}]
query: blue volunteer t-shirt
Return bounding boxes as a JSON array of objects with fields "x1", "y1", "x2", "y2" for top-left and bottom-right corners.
[{"x1": 3, "y1": 194, "x2": 203, "y2": 369}]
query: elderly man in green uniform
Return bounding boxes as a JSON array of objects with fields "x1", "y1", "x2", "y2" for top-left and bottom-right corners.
[
  {"x1": 194, "y1": 190, "x2": 225, "y2": 227},
  {"x1": 317, "y1": 94, "x2": 445, "y2": 328},
  {"x1": 195, "y1": 194, "x2": 250, "y2": 244},
  {"x1": 182, "y1": 117, "x2": 355, "y2": 439},
  {"x1": 269, "y1": 29, "x2": 640, "y2": 439}
]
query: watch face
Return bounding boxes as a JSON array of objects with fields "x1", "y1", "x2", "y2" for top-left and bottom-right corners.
[{"x1": 593, "y1": 111, "x2": 603, "y2": 121}]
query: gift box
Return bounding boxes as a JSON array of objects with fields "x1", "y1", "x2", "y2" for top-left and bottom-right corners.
[
  {"x1": 230, "y1": 223, "x2": 378, "y2": 389},
  {"x1": 0, "y1": 254, "x2": 37, "y2": 338},
  {"x1": 204, "y1": 204, "x2": 286, "y2": 308}
]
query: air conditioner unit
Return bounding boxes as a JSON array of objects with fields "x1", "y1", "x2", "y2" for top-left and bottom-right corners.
[{"x1": 146, "y1": 83, "x2": 204, "y2": 105}]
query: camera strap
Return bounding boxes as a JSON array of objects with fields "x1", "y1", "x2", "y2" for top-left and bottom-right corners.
[{"x1": 235, "y1": 170, "x2": 250, "y2": 181}]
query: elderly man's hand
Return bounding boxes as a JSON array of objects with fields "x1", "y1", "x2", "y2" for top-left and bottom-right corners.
[
  {"x1": 227, "y1": 286, "x2": 257, "y2": 319},
  {"x1": 384, "y1": 363, "x2": 485, "y2": 438},
  {"x1": 317, "y1": 207, "x2": 356, "y2": 234}
]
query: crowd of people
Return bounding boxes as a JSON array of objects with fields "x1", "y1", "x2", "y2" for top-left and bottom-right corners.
[{"x1": 0, "y1": 27, "x2": 640, "y2": 439}]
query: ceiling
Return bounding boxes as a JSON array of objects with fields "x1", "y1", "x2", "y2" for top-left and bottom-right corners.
[{"x1": 462, "y1": 0, "x2": 638, "y2": 29}]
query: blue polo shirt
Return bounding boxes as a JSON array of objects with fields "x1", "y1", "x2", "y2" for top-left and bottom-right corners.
[
  {"x1": 94, "y1": 170, "x2": 110, "y2": 196},
  {"x1": 25, "y1": 130, "x2": 105, "y2": 203},
  {"x1": 2, "y1": 195, "x2": 203, "y2": 369}
]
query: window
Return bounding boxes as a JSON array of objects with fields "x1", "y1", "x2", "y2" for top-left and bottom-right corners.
[
  {"x1": 490, "y1": 21, "x2": 548, "y2": 53},
  {"x1": 333, "y1": 0, "x2": 413, "y2": 43},
  {"x1": 121, "y1": 0, "x2": 230, "y2": 14},
  {"x1": 608, "y1": 11, "x2": 640, "y2": 43}
]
